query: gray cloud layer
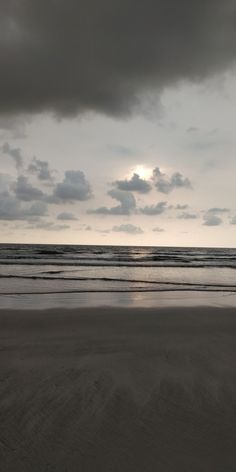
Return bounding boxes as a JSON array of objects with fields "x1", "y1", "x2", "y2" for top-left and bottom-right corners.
[{"x1": 1, "y1": 1, "x2": 236, "y2": 116}]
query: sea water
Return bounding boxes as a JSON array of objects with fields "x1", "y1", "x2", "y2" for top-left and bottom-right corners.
[{"x1": 0, "y1": 244, "x2": 236, "y2": 309}]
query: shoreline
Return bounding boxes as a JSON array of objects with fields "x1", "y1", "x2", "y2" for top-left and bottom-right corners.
[
  {"x1": 1, "y1": 289, "x2": 236, "y2": 310},
  {"x1": 1, "y1": 305, "x2": 236, "y2": 471}
]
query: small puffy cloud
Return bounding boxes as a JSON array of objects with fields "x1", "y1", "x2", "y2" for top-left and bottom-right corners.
[
  {"x1": 112, "y1": 224, "x2": 143, "y2": 235},
  {"x1": 96, "y1": 228, "x2": 111, "y2": 234},
  {"x1": 208, "y1": 207, "x2": 230, "y2": 213},
  {"x1": 153, "y1": 167, "x2": 192, "y2": 194},
  {"x1": 26, "y1": 201, "x2": 48, "y2": 218},
  {"x1": 140, "y1": 201, "x2": 167, "y2": 215},
  {"x1": 28, "y1": 220, "x2": 70, "y2": 231},
  {"x1": 108, "y1": 189, "x2": 136, "y2": 214},
  {"x1": 89, "y1": 189, "x2": 136, "y2": 215},
  {"x1": 0, "y1": 192, "x2": 21, "y2": 220},
  {"x1": 28, "y1": 157, "x2": 53, "y2": 181},
  {"x1": 203, "y1": 214, "x2": 222, "y2": 226},
  {"x1": 230, "y1": 216, "x2": 236, "y2": 225},
  {"x1": 2, "y1": 142, "x2": 24, "y2": 170},
  {"x1": 178, "y1": 212, "x2": 198, "y2": 220},
  {"x1": 174, "y1": 204, "x2": 189, "y2": 210},
  {"x1": 57, "y1": 211, "x2": 78, "y2": 220},
  {"x1": 202, "y1": 207, "x2": 230, "y2": 226},
  {"x1": 53, "y1": 170, "x2": 92, "y2": 202},
  {"x1": 0, "y1": 173, "x2": 48, "y2": 220},
  {"x1": 152, "y1": 226, "x2": 165, "y2": 232},
  {"x1": 153, "y1": 167, "x2": 164, "y2": 179},
  {"x1": 114, "y1": 173, "x2": 151, "y2": 194},
  {"x1": 0, "y1": 191, "x2": 47, "y2": 221},
  {"x1": 14, "y1": 175, "x2": 44, "y2": 201}
]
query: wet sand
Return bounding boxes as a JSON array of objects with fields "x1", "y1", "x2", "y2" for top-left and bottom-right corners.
[{"x1": 1, "y1": 306, "x2": 236, "y2": 471}]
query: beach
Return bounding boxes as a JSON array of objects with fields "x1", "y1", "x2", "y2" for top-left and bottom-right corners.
[{"x1": 1, "y1": 305, "x2": 236, "y2": 471}]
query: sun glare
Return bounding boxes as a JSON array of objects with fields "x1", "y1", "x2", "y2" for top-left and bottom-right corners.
[{"x1": 132, "y1": 165, "x2": 152, "y2": 180}]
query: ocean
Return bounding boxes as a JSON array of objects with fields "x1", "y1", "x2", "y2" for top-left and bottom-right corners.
[{"x1": 0, "y1": 243, "x2": 236, "y2": 309}]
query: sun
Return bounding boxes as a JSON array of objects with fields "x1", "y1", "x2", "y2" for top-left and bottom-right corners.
[{"x1": 132, "y1": 165, "x2": 152, "y2": 180}]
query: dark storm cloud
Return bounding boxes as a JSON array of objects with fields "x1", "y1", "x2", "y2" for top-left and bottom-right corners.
[
  {"x1": 140, "y1": 201, "x2": 167, "y2": 215},
  {"x1": 0, "y1": 0, "x2": 236, "y2": 117},
  {"x1": 153, "y1": 167, "x2": 192, "y2": 194},
  {"x1": 112, "y1": 224, "x2": 143, "y2": 235},
  {"x1": 28, "y1": 157, "x2": 53, "y2": 181},
  {"x1": 2, "y1": 142, "x2": 24, "y2": 169},
  {"x1": 89, "y1": 189, "x2": 136, "y2": 215},
  {"x1": 114, "y1": 173, "x2": 152, "y2": 194},
  {"x1": 53, "y1": 171, "x2": 92, "y2": 202}
]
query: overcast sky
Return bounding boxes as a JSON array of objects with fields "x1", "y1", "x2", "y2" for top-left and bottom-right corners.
[{"x1": 0, "y1": 0, "x2": 236, "y2": 247}]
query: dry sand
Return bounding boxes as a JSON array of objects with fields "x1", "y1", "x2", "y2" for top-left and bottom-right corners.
[{"x1": 0, "y1": 306, "x2": 236, "y2": 471}]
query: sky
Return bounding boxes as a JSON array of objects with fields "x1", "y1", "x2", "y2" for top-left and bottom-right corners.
[{"x1": 0, "y1": 0, "x2": 236, "y2": 247}]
